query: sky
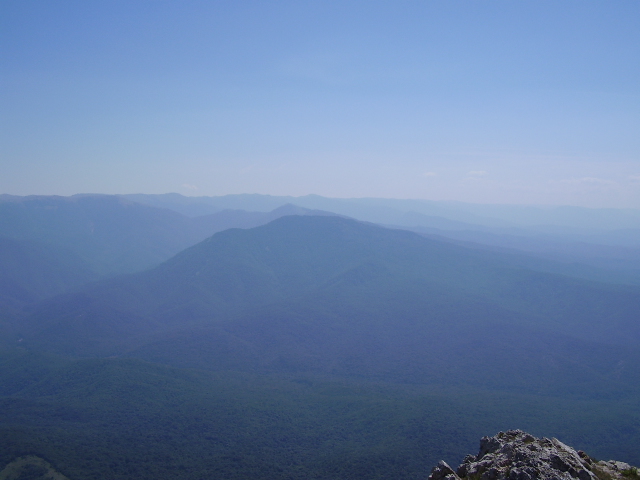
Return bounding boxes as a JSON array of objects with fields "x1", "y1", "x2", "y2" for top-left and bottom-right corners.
[{"x1": 1, "y1": 1, "x2": 639, "y2": 207}]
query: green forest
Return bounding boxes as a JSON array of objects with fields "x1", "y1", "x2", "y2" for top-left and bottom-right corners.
[{"x1": 2, "y1": 351, "x2": 640, "y2": 480}]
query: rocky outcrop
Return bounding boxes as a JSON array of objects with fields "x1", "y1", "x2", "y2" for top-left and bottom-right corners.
[{"x1": 429, "y1": 430, "x2": 638, "y2": 480}]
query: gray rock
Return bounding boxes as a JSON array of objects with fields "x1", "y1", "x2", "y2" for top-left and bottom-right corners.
[
  {"x1": 431, "y1": 460, "x2": 460, "y2": 480},
  {"x1": 428, "y1": 430, "x2": 639, "y2": 480}
]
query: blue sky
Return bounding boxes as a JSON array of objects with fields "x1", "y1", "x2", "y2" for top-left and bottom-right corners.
[{"x1": 1, "y1": 1, "x2": 639, "y2": 207}]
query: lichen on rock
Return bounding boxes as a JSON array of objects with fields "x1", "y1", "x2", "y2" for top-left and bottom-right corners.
[{"x1": 428, "y1": 430, "x2": 638, "y2": 480}]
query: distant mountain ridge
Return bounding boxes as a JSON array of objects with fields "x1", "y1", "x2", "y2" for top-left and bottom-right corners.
[
  {"x1": 4, "y1": 193, "x2": 640, "y2": 288},
  {"x1": 0, "y1": 194, "x2": 339, "y2": 326},
  {"x1": 0, "y1": 194, "x2": 334, "y2": 277},
  {"x1": 120, "y1": 192, "x2": 640, "y2": 231},
  {"x1": 15, "y1": 215, "x2": 640, "y2": 398},
  {"x1": 120, "y1": 193, "x2": 640, "y2": 284}
]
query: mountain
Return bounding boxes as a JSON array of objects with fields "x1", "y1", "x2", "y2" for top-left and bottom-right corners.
[
  {"x1": 15, "y1": 215, "x2": 640, "y2": 397},
  {"x1": 122, "y1": 193, "x2": 640, "y2": 285},
  {"x1": 191, "y1": 203, "x2": 338, "y2": 234},
  {"x1": 0, "y1": 195, "x2": 331, "y2": 277},
  {"x1": 4, "y1": 214, "x2": 640, "y2": 479}
]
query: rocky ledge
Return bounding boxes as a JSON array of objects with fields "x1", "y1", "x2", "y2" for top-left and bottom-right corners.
[{"x1": 429, "y1": 430, "x2": 638, "y2": 480}]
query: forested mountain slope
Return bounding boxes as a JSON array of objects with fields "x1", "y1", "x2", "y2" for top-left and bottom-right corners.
[{"x1": 15, "y1": 216, "x2": 640, "y2": 397}]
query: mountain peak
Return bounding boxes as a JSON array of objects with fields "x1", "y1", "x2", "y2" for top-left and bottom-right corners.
[
  {"x1": 268, "y1": 203, "x2": 339, "y2": 218},
  {"x1": 430, "y1": 430, "x2": 638, "y2": 480}
]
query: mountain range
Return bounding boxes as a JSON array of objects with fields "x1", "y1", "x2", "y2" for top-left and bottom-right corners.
[
  {"x1": 122, "y1": 193, "x2": 640, "y2": 284},
  {"x1": 2, "y1": 193, "x2": 640, "y2": 479},
  {"x1": 9, "y1": 213, "x2": 640, "y2": 396}
]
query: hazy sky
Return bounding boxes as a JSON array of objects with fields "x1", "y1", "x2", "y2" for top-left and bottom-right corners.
[{"x1": 1, "y1": 1, "x2": 639, "y2": 207}]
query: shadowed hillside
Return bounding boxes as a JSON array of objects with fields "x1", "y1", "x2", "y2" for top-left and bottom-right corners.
[{"x1": 14, "y1": 215, "x2": 640, "y2": 397}]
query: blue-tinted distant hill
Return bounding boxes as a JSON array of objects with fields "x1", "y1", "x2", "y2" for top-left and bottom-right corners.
[
  {"x1": 123, "y1": 193, "x2": 640, "y2": 284},
  {"x1": 122, "y1": 193, "x2": 640, "y2": 231},
  {"x1": 17, "y1": 215, "x2": 640, "y2": 398},
  {"x1": 0, "y1": 194, "x2": 332, "y2": 277},
  {"x1": 0, "y1": 194, "x2": 336, "y2": 335}
]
